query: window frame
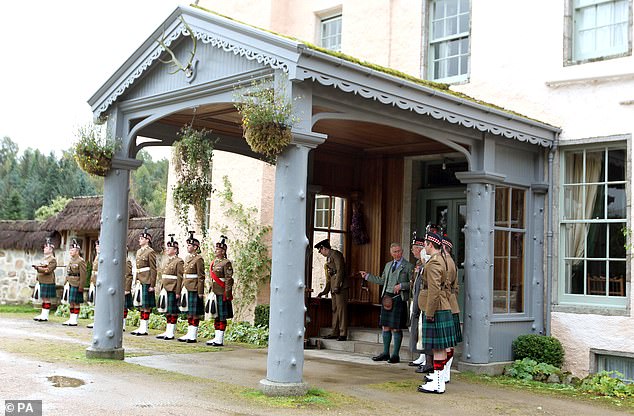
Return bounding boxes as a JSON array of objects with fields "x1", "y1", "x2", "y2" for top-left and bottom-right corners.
[
  {"x1": 558, "y1": 144, "x2": 628, "y2": 308},
  {"x1": 319, "y1": 13, "x2": 342, "y2": 52}
]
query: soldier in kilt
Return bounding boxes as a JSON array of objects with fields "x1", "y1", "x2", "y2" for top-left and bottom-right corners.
[
  {"x1": 360, "y1": 243, "x2": 413, "y2": 364},
  {"x1": 206, "y1": 236, "x2": 234, "y2": 347},
  {"x1": 63, "y1": 239, "x2": 86, "y2": 327},
  {"x1": 156, "y1": 235, "x2": 183, "y2": 340},
  {"x1": 33, "y1": 238, "x2": 57, "y2": 322},
  {"x1": 442, "y1": 235, "x2": 461, "y2": 382},
  {"x1": 179, "y1": 231, "x2": 205, "y2": 343},
  {"x1": 409, "y1": 232, "x2": 434, "y2": 373},
  {"x1": 87, "y1": 240, "x2": 100, "y2": 328},
  {"x1": 418, "y1": 231, "x2": 457, "y2": 394},
  {"x1": 123, "y1": 255, "x2": 133, "y2": 331},
  {"x1": 131, "y1": 228, "x2": 157, "y2": 336}
]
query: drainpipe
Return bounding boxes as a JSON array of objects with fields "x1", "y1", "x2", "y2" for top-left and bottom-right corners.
[{"x1": 545, "y1": 139, "x2": 559, "y2": 336}]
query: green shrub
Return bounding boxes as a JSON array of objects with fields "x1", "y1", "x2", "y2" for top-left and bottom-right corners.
[
  {"x1": 254, "y1": 304, "x2": 270, "y2": 328},
  {"x1": 512, "y1": 334, "x2": 564, "y2": 368},
  {"x1": 505, "y1": 358, "x2": 561, "y2": 382},
  {"x1": 580, "y1": 371, "x2": 634, "y2": 398},
  {"x1": 225, "y1": 321, "x2": 269, "y2": 346}
]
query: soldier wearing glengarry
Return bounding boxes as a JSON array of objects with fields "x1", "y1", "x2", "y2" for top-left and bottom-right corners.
[
  {"x1": 178, "y1": 231, "x2": 205, "y2": 343},
  {"x1": 33, "y1": 238, "x2": 57, "y2": 322},
  {"x1": 156, "y1": 234, "x2": 183, "y2": 340},
  {"x1": 63, "y1": 239, "x2": 86, "y2": 326},
  {"x1": 123, "y1": 252, "x2": 133, "y2": 332},
  {"x1": 86, "y1": 240, "x2": 100, "y2": 329},
  {"x1": 131, "y1": 227, "x2": 157, "y2": 336},
  {"x1": 206, "y1": 235, "x2": 233, "y2": 347}
]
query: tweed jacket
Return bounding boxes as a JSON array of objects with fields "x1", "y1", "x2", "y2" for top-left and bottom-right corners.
[
  {"x1": 65, "y1": 255, "x2": 87, "y2": 289},
  {"x1": 322, "y1": 249, "x2": 348, "y2": 294},
  {"x1": 124, "y1": 259, "x2": 133, "y2": 293},
  {"x1": 135, "y1": 245, "x2": 157, "y2": 286},
  {"x1": 183, "y1": 253, "x2": 205, "y2": 295},
  {"x1": 210, "y1": 258, "x2": 234, "y2": 296},
  {"x1": 35, "y1": 254, "x2": 57, "y2": 284},
  {"x1": 446, "y1": 255, "x2": 460, "y2": 314},
  {"x1": 419, "y1": 252, "x2": 451, "y2": 317},
  {"x1": 160, "y1": 255, "x2": 183, "y2": 294},
  {"x1": 411, "y1": 259, "x2": 424, "y2": 306},
  {"x1": 366, "y1": 258, "x2": 414, "y2": 301}
]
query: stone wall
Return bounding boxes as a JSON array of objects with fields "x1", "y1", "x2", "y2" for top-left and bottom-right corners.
[{"x1": 0, "y1": 249, "x2": 64, "y2": 304}]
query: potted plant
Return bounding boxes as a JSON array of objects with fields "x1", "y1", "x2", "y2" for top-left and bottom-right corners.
[
  {"x1": 72, "y1": 123, "x2": 121, "y2": 176},
  {"x1": 234, "y1": 76, "x2": 298, "y2": 161}
]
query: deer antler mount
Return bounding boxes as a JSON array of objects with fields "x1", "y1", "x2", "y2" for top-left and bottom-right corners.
[{"x1": 157, "y1": 16, "x2": 198, "y2": 82}]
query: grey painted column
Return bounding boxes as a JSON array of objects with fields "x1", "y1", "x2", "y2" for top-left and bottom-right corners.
[
  {"x1": 86, "y1": 158, "x2": 141, "y2": 360},
  {"x1": 456, "y1": 171, "x2": 504, "y2": 364},
  {"x1": 260, "y1": 130, "x2": 325, "y2": 397},
  {"x1": 531, "y1": 184, "x2": 548, "y2": 335}
]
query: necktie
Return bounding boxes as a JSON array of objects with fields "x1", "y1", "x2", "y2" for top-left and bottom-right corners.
[{"x1": 391, "y1": 261, "x2": 397, "y2": 272}]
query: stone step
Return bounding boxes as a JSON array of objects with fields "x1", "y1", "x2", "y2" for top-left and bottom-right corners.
[{"x1": 318, "y1": 327, "x2": 411, "y2": 345}]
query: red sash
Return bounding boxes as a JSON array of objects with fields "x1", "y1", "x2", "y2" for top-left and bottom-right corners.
[{"x1": 209, "y1": 261, "x2": 225, "y2": 288}]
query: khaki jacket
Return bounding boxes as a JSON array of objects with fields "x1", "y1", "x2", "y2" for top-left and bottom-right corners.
[
  {"x1": 160, "y1": 256, "x2": 183, "y2": 294},
  {"x1": 124, "y1": 260, "x2": 133, "y2": 293},
  {"x1": 446, "y1": 255, "x2": 460, "y2": 314},
  {"x1": 35, "y1": 254, "x2": 57, "y2": 284},
  {"x1": 420, "y1": 252, "x2": 451, "y2": 317},
  {"x1": 65, "y1": 255, "x2": 87, "y2": 289},
  {"x1": 322, "y1": 249, "x2": 347, "y2": 294},
  {"x1": 135, "y1": 246, "x2": 157, "y2": 286},
  {"x1": 210, "y1": 258, "x2": 233, "y2": 296},
  {"x1": 183, "y1": 254, "x2": 205, "y2": 295},
  {"x1": 90, "y1": 256, "x2": 99, "y2": 285}
]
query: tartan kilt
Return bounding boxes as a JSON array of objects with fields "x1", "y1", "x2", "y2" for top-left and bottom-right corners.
[
  {"x1": 187, "y1": 292, "x2": 204, "y2": 317},
  {"x1": 68, "y1": 286, "x2": 83, "y2": 304},
  {"x1": 378, "y1": 294, "x2": 408, "y2": 329},
  {"x1": 138, "y1": 283, "x2": 156, "y2": 309},
  {"x1": 124, "y1": 293, "x2": 133, "y2": 310},
  {"x1": 162, "y1": 291, "x2": 180, "y2": 315},
  {"x1": 39, "y1": 283, "x2": 57, "y2": 299},
  {"x1": 453, "y1": 313, "x2": 463, "y2": 343},
  {"x1": 216, "y1": 296, "x2": 233, "y2": 321},
  {"x1": 421, "y1": 309, "x2": 457, "y2": 350}
]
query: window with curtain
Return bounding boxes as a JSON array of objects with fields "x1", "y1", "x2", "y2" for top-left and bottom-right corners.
[
  {"x1": 427, "y1": 0, "x2": 470, "y2": 82},
  {"x1": 493, "y1": 187, "x2": 526, "y2": 314},
  {"x1": 320, "y1": 14, "x2": 342, "y2": 52},
  {"x1": 560, "y1": 147, "x2": 627, "y2": 304},
  {"x1": 573, "y1": 0, "x2": 630, "y2": 61},
  {"x1": 311, "y1": 195, "x2": 347, "y2": 294}
]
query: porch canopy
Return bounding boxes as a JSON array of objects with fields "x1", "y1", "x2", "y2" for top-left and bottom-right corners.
[{"x1": 87, "y1": 5, "x2": 560, "y2": 394}]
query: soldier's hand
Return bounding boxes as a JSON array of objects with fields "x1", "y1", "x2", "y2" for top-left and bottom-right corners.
[
  {"x1": 359, "y1": 271, "x2": 368, "y2": 279},
  {"x1": 148, "y1": 287, "x2": 155, "y2": 292}
]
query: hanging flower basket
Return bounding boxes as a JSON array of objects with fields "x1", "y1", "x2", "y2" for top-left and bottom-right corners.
[
  {"x1": 72, "y1": 123, "x2": 121, "y2": 177},
  {"x1": 74, "y1": 148, "x2": 113, "y2": 177},
  {"x1": 243, "y1": 122, "x2": 292, "y2": 158}
]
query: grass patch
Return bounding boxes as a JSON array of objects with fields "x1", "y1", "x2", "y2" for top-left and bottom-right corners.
[
  {"x1": 0, "y1": 304, "x2": 36, "y2": 313},
  {"x1": 241, "y1": 387, "x2": 355, "y2": 409},
  {"x1": 366, "y1": 380, "x2": 418, "y2": 392}
]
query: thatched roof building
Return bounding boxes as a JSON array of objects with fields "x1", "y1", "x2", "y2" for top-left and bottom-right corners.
[
  {"x1": 0, "y1": 221, "x2": 60, "y2": 251},
  {"x1": 42, "y1": 196, "x2": 148, "y2": 231},
  {"x1": 128, "y1": 217, "x2": 165, "y2": 252}
]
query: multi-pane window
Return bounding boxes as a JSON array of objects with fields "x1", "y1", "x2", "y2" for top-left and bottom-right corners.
[
  {"x1": 320, "y1": 15, "x2": 342, "y2": 52},
  {"x1": 311, "y1": 195, "x2": 347, "y2": 294},
  {"x1": 573, "y1": 0, "x2": 630, "y2": 61},
  {"x1": 428, "y1": 0, "x2": 470, "y2": 82},
  {"x1": 493, "y1": 187, "x2": 526, "y2": 314},
  {"x1": 561, "y1": 147, "x2": 627, "y2": 301}
]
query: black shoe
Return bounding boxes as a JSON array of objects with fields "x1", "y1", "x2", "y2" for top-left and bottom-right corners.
[
  {"x1": 408, "y1": 361, "x2": 420, "y2": 367},
  {"x1": 186, "y1": 339, "x2": 197, "y2": 344},
  {"x1": 416, "y1": 364, "x2": 434, "y2": 374},
  {"x1": 323, "y1": 334, "x2": 338, "y2": 339},
  {"x1": 372, "y1": 353, "x2": 389, "y2": 361},
  {"x1": 387, "y1": 356, "x2": 400, "y2": 364},
  {"x1": 336, "y1": 336, "x2": 347, "y2": 341}
]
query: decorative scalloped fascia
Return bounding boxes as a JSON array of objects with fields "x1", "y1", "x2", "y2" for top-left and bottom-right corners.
[
  {"x1": 298, "y1": 68, "x2": 553, "y2": 148},
  {"x1": 94, "y1": 23, "x2": 290, "y2": 119}
]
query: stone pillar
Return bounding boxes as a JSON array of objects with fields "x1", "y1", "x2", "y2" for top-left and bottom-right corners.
[
  {"x1": 259, "y1": 131, "x2": 324, "y2": 396},
  {"x1": 456, "y1": 171, "x2": 504, "y2": 364},
  {"x1": 86, "y1": 158, "x2": 141, "y2": 360}
]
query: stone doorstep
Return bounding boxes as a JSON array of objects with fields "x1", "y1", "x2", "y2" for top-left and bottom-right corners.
[{"x1": 318, "y1": 327, "x2": 411, "y2": 344}]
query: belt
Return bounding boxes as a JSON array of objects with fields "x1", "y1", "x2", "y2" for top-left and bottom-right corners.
[
  {"x1": 161, "y1": 274, "x2": 177, "y2": 280},
  {"x1": 184, "y1": 274, "x2": 198, "y2": 279},
  {"x1": 137, "y1": 267, "x2": 150, "y2": 272},
  {"x1": 67, "y1": 274, "x2": 79, "y2": 277}
]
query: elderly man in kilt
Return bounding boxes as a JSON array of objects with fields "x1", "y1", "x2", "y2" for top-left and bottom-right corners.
[
  {"x1": 33, "y1": 238, "x2": 57, "y2": 322},
  {"x1": 178, "y1": 231, "x2": 205, "y2": 343},
  {"x1": 206, "y1": 236, "x2": 234, "y2": 347},
  {"x1": 123, "y1": 254, "x2": 133, "y2": 331},
  {"x1": 131, "y1": 228, "x2": 157, "y2": 336},
  {"x1": 417, "y1": 231, "x2": 457, "y2": 394},
  {"x1": 156, "y1": 234, "x2": 183, "y2": 340},
  {"x1": 360, "y1": 243, "x2": 413, "y2": 364},
  {"x1": 442, "y1": 235, "x2": 461, "y2": 383},
  {"x1": 63, "y1": 239, "x2": 86, "y2": 326}
]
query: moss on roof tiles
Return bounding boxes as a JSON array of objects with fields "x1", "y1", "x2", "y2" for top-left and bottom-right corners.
[{"x1": 191, "y1": 4, "x2": 555, "y2": 128}]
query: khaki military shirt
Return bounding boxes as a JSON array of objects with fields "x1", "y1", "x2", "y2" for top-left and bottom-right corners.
[
  {"x1": 210, "y1": 258, "x2": 233, "y2": 296},
  {"x1": 160, "y1": 255, "x2": 183, "y2": 294},
  {"x1": 183, "y1": 254, "x2": 205, "y2": 295},
  {"x1": 90, "y1": 256, "x2": 99, "y2": 285},
  {"x1": 446, "y1": 255, "x2": 460, "y2": 314},
  {"x1": 35, "y1": 254, "x2": 57, "y2": 284},
  {"x1": 135, "y1": 245, "x2": 157, "y2": 286},
  {"x1": 420, "y1": 252, "x2": 451, "y2": 317},
  {"x1": 65, "y1": 255, "x2": 87, "y2": 288},
  {"x1": 325, "y1": 249, "x2": 348, "y2": 293},
  {"x1": 124, "y1": 259, "x2": 133, "y2": 293}
]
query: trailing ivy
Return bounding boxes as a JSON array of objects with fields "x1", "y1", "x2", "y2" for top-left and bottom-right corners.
[
  {"x1": 207, "y1": 175, "x2": 272, "y2": 318},
  {"x1": 172, "y1": 125, "x2": 216, "y2": 233}
]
